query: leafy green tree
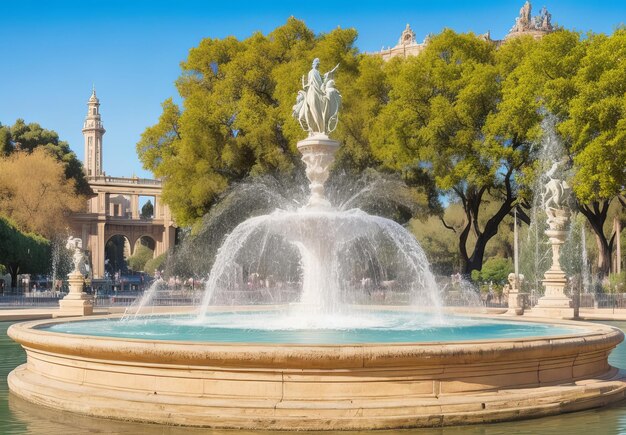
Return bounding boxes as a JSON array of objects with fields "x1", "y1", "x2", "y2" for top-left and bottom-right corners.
[
  {"x1": 144, "y1": 253, "x2": 166, "y2": 276},
  {"x1": 127, "y1": 244, "x2": 154, "y2": 272},
  {"x1": 0, "y1": 148, "x2": 85, "y2": 238},
  {"x1": 525, "y1": 30, "x2": 626, "y2": 277},
  {"x1": 411, "y1": 210, "x2": 463, "y2": 276},
  {"x1": 139, "y1": 19, "x2": 351, "y2": 225},
  {"x1": 137, "y1": 18, "x2": 399, "y2": 226},
  {"x1": 412, "y1": 197, "x2": 515, "y2": 276},
  {"x1": 140, "y1": 200, "x2": 154, "y2": 219},
  {"x1": 332, "y1": 54, "x2": 390, "y2": 174},
  {"x1": 0, "y1": 119, "x2": 91, "y2": 195},
  {"x1": 0, "y1": 216, "x2": 50, "y2": 289},
  {"x1": 372, "y1": 30, "x2": 539, "y2": 275},
  {"x1": 471, "y1": 257, "x2": 513, "y2": 285},
  {"x1": 0, "y1": 122, "x2": 11, "y2": 156}
]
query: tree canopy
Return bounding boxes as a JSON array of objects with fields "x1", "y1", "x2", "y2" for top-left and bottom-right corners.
[
  {"x1": 0, "y1": 148, "x2": 85, "y2": 238},
  {"x1": 138, "y1": 18, "x2": 369, "y2": 225},
  {"x1": 0, "y1": 216, "x2": 50, "y2": 289},
  {"x1": 516, "y1": 29, "x2": 626, "y2": 276},
  {"x1": 138, "y1": 22, "x2": 625, "y2": 279},
  {"x1": 0, "y1": 119, "x2": 91, "y2": 196},
  {"x1": 372, "y1": 30, "x2": 541, "y2": 274}
]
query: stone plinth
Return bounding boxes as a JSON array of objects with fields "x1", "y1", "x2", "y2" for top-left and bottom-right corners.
[
  {"x1": 506, "y1": 290, "x2": 524, "y2": 315},
  {"x1": 7, "y1": 316, "x2": 626, "y2": 430},
  {"x1": 297, "y1": 135, "x2": 340, "y2": 208},
  {"x1": 56, "y1": 272, "x2": 93, "y2": 317},
  {"x1": 531, "y1": 227, "x2": 574, "y2": 319},
  {"x1": 532, "y1": 269, "x2": 574, "y2": 318},
  {"x1": 505, "y1": 274, "x2": 525, "y2": 316}
]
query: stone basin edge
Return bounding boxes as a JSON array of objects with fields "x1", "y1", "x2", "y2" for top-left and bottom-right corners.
[{"x1": 7, "y1": 314, "x2": 624, "y2": 369}]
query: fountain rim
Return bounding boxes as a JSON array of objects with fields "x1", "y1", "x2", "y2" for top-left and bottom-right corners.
[{"x1": 8, "y1": 312, "x2": 623, "y2": 369}]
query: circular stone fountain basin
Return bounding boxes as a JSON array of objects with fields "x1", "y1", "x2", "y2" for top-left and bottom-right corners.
[
  {"x1": 43, "y1": 310, "x2": 581, "y2": 343},
  {"x1": 8, "y1": 312, "x2": 626, "y2": 430}
]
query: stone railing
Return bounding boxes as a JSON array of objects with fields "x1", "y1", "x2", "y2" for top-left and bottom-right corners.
[{"x1": 88, "y1": 175, "x2": 162, "y2": 186}]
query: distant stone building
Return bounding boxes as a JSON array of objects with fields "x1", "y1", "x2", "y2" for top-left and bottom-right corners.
[
  {"x1": 378, "y1": 24, "x2": 429, "y2": 61},
  {"x1": 70, "y1": 90, "x2": 176, "y2": 279},
  {"x1": 374, "y1": 1, "x2": 554, "y2": 61}
]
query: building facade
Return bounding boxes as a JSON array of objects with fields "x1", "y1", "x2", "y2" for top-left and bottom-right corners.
[
  {"x1": 71, "y1": 90, "x2": 176, "y2": 279},
  {"x1": 374, "y1": 1, "x2": 554, "y2": 61}
]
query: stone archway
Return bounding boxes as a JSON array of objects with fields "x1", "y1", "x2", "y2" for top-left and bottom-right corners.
[
  {"x1": 105, "y1": 234, "x2": 131, "y2": 277},
  {"x1": 126, "y1": 235, "x2": 157, "y2": 273},
  {"x1": 132, "y1": 235, "x2": 156, "y2": 256}
]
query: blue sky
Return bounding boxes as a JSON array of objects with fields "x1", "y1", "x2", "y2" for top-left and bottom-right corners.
[{"x1": 1, "y1": 0, "x2": 625, "y2": 179}]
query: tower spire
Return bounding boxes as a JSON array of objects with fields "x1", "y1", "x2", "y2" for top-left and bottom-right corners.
[{"x1": 82, "y1": 88, "x2": 105, "y2": 177}]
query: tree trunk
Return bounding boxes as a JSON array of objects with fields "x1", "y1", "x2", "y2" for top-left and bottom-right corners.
[
  {"x1": 461, "y1": 193, "x2": 516, "y2": 276},
  {"x1": 465, "y1": 239, "x2": 488, "y2": 276},
  {"x1": 579, "y1": 200, "x2": 615, "y2": 280},
  {"x1": 8, "y1": 264, "x2": 19, "y2": 291},
  {"x1": 594, "y1": 233, "x2": 612, "y2": 278}
]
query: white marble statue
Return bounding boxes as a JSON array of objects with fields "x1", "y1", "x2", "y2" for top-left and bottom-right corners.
[
  {"x1": 544, "y1": 179, "x2": 571, "y2": 230},
  {"x1": 66, "y1": 236, "x2": 86, "y2": 275},
  {"x1": 293, "y1": 58, "x2": 341, "y2": 136},
  {"x1": 507, "y1": 272, "x2": 524, "y2": 289},
  {"x1": 324, "y1": 79, "x2": 341, "y2": 133},
  {"x1": 542, "y1": 162, "x2": 572, "y2": 230}
]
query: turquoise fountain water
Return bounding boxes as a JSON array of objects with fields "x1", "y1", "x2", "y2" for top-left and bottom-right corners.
[{"x1": 46, "y1": 311, "x2": 578, "y2": 343}]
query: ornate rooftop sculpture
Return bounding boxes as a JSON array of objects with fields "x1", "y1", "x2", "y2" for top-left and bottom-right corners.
[
  {"x1": 399, "y1": 24, "x2": 417, "y2": 46},
  {"x1": 376, "y1": 24, "x2": 428, "y2": 61},
  {"x1": 506, "y1": 1, "x2": 554, "y2": 39}
]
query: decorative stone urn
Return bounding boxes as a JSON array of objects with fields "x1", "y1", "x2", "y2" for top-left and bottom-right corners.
[
  {"x1": 56, "y1": 236, "x2": 93, "y2": 317},
  {"x1": 531, "y1": 177, "x2": 574, "y2": 319},
  {"x1": 297, "y1": 134, "x2": 340, "y2": 208}
]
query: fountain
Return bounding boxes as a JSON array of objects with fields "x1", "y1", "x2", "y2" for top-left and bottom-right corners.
[
  {"x1": 7, "y1": 60, "x2": 626, "y2": 430},
  {"x1": 529, "y1": 162, "x2": 576, "y2": 318}
]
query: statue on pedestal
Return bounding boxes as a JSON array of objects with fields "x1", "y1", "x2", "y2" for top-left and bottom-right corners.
[
  {"x1": 293, "y1": 59, "x2": 341, "y2": 136},
  {"x1": 293, "y1": 59, "x2": 342, "y2": 208},
  {"x1": 532, "y1": 160, "x2": 575, "y2": 318},
  {"x1": 58, "y1": 236, "x2": 93, "y2": 316},
  {"x1": 542, "y1": 162, "x2": 572, "y2": 231},
  {"x1": 66, "y1": 236, "x2": 86, "y2": 275}
]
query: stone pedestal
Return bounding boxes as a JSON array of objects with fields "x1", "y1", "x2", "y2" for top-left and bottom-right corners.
[
  {"x1": 530, "y1": 227, "x2": 574, "y2": 319},
  {"x1": 505, "y1": 273, "x2": 525, "y2": 316},
  {"x1": 506, "y1": 290, "x2": 524, "y2": 315},
  {"x1": 297, "y1": 135, "x2": 340, "y2": 208},
  {"x1": 56, "y1": 271, "x2": 93, "y2": 317}
]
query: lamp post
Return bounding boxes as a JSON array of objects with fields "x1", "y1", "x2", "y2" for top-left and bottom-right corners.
[{"x1": 507, "y1": 207, "x2": 524, "y2": 315}]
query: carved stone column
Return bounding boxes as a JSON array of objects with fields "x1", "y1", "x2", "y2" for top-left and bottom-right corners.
[
  {"x1": 297, "y1": 134, "x2": 340, "y2": 209},
  {"x1": 531, "y1": 208, "x2": 574, "y2": 319}
]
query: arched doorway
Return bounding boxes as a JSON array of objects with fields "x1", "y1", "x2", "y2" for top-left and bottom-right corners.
[
  {"x1": 134, "y1": 235, "x2": 156, "y2": 254},
  {"x1": 105, "y1": 234, "x2": 131, "y2": 278},
  {"x1": 127, "y1": 236, "x2": 156, "y2": 272}
]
